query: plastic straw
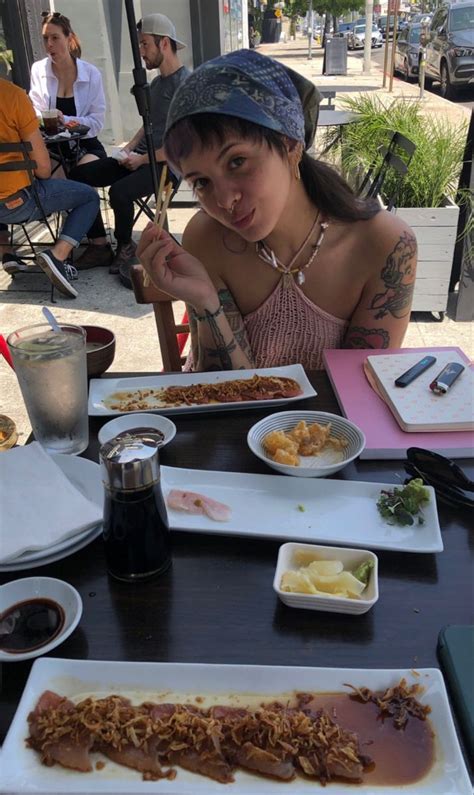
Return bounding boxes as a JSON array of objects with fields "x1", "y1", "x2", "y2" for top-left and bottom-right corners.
[{"x1": 0, "y1": 334, "x2": 14, "y2": 370}]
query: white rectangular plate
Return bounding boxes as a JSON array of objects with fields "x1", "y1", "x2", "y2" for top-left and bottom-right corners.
[
  {"x1": 162, "y1": 467, "x2": 443, "y2": 553},
  {"x1": 88, "y1": 365, "x2": 315, "y2": 416},
  {"x1": 1, "y1": 659, "x2": 470, "y2": 794}
]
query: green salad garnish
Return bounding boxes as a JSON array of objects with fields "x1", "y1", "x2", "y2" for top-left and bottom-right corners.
[{"x1": 377, "y1": 479, "x2": 430, "y2": 526}]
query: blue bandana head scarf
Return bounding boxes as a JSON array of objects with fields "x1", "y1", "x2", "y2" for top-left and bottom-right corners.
[{"x1": 165, "y1": 49, "x2": 321, "y2": 151}]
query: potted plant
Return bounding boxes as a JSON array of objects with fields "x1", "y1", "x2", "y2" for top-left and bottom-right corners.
[{"x1": 322, "y1": 95, "x2": 468, "y2": 315}]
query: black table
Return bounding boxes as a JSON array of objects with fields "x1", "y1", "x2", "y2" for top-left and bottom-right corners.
[
  {"x1": 1, "y1": 370, "x2": 473, "y2": 768},
  {"x1": 43, "y1": 130, "x2": 87, "y2": 175}
]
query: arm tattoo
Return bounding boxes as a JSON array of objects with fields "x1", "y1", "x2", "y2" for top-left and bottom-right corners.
[
  {"x1": 204, "y1": 313, "x2": 237, "y2": 369},
  {"x1": 344, "y1": 326, "x2": 390, "y2": 349},
  {"x1": 218, "y1": 288, "x2": 255, "y2": 364},
  {"x1": 187, "y1": 287, "x2": 255, "y2": 371},
  {"x1": 369, "y1": 232, "x2": 417, "y2": 319}
]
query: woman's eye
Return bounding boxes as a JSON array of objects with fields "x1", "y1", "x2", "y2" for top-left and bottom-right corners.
[
  {"x1": 192, "y1": 177, "x2": 208, "y2": 192},
  {"x1": 229, "y1": 157, "x2": 245, "y2": 170}
]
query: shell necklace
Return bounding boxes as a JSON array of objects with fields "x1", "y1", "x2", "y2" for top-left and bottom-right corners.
[{"x1": 256, "y1": 211, "x2": 329, "y2": 286}]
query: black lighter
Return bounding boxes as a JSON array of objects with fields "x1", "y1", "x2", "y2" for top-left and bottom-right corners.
[{"x1": 429, "y1": 363, "x2": 465, "y2": 395}]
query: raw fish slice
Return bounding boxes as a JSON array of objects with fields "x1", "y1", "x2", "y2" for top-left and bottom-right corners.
[{"x1": 167, "y1": 490, "x2": 231, "y2": 522}]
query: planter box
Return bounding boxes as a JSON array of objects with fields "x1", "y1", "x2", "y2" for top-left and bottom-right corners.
[{"x1": 394, "y1": 198, "x2": 460, "y2": 314}]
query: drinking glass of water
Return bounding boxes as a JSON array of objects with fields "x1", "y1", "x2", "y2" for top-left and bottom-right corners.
[{"x1": 7, "y1": 323, "x2": 89, "y2": 455}]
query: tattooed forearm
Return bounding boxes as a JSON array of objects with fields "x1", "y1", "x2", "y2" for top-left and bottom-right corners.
[
  {"x1": 218, "y1": 288, "x2": 255, "y2": 364},
  {"x1": 369, "y1": 232, "x2": 417, "y2": 319},
  {"x1": 188, "y1": 287, "x2": 254, "y2": 371},
  {"x1": 344, "y1": 326, "x2": 390, "y2": 349},
  {"x1": 204, "y1": 314, "x2": 238, "y2": 369}
]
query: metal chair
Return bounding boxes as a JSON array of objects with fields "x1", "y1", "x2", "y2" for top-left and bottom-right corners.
[
  {"x1": 130, "y1": 263, "x2": 189, "y2": 372},
  {"x1": 357, "y1": 130, "x2": 416, "y2": 211},
  {"x1": 0, "y1": 141, "x2": 59, "y2": 258}
]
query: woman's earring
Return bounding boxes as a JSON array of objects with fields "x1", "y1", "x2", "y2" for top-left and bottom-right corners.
[{"x1": 292, "y1": 144, "x2": 303, "y2": 181}]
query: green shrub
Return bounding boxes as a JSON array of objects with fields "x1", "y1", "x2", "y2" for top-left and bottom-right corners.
[{"x1": 322, "y1": 95, "x2": 468, "y2": 208}]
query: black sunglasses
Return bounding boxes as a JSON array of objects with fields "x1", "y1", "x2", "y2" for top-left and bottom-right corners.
[
  {"x1": 41, "y1": 11, "x2": 63, "y2": 20},
  {"x1": 404, "y1": 447, "x2": 474, "y2": 509}
]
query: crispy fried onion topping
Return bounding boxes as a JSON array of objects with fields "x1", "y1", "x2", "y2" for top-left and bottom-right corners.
[
  {"x1": 108, "y1": 375, "x2": 302, "y2": 411},
  {"x1": 27, "y1": 694, "x2": 370, "y2": 784},
  {"x1": 345, "y1": 678, "x2": 431, "y2": 729}
]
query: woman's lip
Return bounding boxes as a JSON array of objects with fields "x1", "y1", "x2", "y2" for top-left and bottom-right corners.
[{"x1": 231, "y1": 209, "x2": 254, "y2": 230}]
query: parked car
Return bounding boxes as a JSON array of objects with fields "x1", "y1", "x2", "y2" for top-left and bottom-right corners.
[
  {"x1": 410, "y1": 12, "x2": 433, "y2": 24},
  {"x1": 423, "y1": 1, "x2": 474, "y2": 98},
  {"x1": 348, "y1": 23, "x2": 383, "y2": 49},
  {"x1": 394, "y1": 23, "x2": 423, "y2": 80},
  {"x1": 338, "y1": 22, "x2": 355, "y2": 37},
  {"x1": 378, "y1": 15, "x2": 395, "y2": 39}
]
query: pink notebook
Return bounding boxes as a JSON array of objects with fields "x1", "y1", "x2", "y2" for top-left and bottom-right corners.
[{"x1": 323, "y1": 347, "x2": 474, "y2": 460}]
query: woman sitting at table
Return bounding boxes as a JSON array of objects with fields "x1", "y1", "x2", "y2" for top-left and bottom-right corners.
[
  {"x1": 137, "y1": 50, "x2": 418, "y2": 372},
  {"x1": 29, "y1": 11, "x2": 107, "y2": 169}
]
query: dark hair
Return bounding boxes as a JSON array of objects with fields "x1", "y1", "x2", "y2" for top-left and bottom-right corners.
[
  {"x1": 136, "y1": 21, "x2": 178, "y2": 54},
  {"x1": 41, "y1": 11, "x2": 82, "y2": 59},
  {"x1": 165, "y1": 114, "x2": 380, "y2": 223}
]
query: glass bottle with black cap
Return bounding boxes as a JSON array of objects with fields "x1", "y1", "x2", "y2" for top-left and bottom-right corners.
[{"x1": 100, "y1": 432, "x2": 171, "y2": 582}]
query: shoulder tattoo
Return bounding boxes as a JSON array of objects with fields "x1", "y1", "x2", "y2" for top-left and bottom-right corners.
[{"x1": 369, "y1": 231, "x2": 417, "y2": 319}]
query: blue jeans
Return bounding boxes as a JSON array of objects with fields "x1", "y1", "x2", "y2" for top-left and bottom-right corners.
[{"x1": 0, "y1": 178, "x2": 99, "y2": 249}]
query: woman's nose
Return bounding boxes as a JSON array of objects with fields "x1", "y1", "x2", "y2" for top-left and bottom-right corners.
[{"x1": 215, "y1": 184, "x2": 240, "y2": 213}]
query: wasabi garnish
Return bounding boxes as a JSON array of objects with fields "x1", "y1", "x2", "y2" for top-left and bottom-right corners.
[{"x1": 352, "y1": 560, "x2": 374, "y2": 586}]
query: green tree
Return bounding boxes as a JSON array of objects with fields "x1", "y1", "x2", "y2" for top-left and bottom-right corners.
[{"x1": 313, "y1": 0, "x2": 362, "y2": 32}]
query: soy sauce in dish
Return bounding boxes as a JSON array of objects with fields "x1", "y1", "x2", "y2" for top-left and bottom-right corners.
[{"x1": 0, "y1": 598, "x2": 65, "y2": 653}]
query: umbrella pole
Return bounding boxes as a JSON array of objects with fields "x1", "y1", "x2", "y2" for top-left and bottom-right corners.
[{"x1": 124, "y1": 0, "x2": 160, "y2": 203}]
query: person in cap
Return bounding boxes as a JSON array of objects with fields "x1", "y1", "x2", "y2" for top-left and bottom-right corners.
[
  {"x1": 137, "y1": 49, "x2": 417, "y2": 372},
  {"x1": 69, "y1": 13, "x2": 190, "y2": 284}
]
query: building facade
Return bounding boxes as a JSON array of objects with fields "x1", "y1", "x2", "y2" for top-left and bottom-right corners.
[{"x1": 1, "y1": 0, "x2": 248, "y2": 143}]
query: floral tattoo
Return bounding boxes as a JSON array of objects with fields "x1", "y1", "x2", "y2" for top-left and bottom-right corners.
[{"x1": 369, "y1": 232, "x2": 417, "y2": 319}]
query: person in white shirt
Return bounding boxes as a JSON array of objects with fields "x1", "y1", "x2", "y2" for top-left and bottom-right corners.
[
  {"x1": 29, "y1": 11, "x2": 106, "y2": 166},
  {"x1": 28, "y1": 10, "x2": 109, "y2": 272}
]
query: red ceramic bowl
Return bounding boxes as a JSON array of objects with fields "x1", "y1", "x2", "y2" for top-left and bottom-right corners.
[{"x1": 81, "y1": 325, "x2": 116, "y2": 377}]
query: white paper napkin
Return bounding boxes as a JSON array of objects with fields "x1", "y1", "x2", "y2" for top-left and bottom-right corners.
[{"x1": 0, "y1": 443, "x2": 102, "y2": 563}]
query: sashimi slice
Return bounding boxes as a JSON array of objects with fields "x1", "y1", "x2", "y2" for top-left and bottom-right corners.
[{"x1": 167, "y1": 490, "x2": 231, "y2": 522}]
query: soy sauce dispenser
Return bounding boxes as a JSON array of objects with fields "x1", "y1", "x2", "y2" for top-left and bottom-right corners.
[{"x1": 100, "y1": 432, "x2": 171, "y2": 582}]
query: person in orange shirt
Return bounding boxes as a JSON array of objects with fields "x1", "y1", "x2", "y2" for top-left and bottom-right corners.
[{"x1": 0, "y1": 78, "x2": 99, "y2": 297}]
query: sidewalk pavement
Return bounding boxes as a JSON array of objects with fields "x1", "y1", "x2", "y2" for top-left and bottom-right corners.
[{"x1": 1, "y1": 41, "x2": 472, "y2": 445}]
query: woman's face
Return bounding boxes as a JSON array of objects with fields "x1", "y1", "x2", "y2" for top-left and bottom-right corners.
[
  {"x1": 179, "y1": 135, "x2": 293, "y2": 242},
  {"x1": 42, "y1": 23, "x2": 71, "y2": 62}
]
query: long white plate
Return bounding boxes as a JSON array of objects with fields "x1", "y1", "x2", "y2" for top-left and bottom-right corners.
[
  {"x1": 162, "y1": 467, "x2": 443, "y2": 553},
  {"x1": 0, "y1": 456, "x2": 103, "y2": 572},
  {"x1": 1, "y1": 658, "x2": 470, "y2": 794},
  {"x1": 88, "y1": 365, "x2": 316, "y2": 416}
]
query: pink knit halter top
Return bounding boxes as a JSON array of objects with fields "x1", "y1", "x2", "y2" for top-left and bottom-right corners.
[{"x1": 243, "y1": 274, "x2": 348, "y2": 370}]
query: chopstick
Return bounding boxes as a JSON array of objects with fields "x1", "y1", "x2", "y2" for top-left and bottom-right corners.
[
  {"x1": 153, "y1": 165, "x2": 168, "y2": 225},
  {"x1": 143, "y1": 166, "x2": 173, "y2": 287}
]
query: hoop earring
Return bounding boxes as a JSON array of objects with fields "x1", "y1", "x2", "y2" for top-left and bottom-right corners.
[{"x1": 294, "y1": 159, "x2": 301, "y2": 181}]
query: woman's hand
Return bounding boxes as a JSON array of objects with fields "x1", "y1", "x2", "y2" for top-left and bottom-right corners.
[{"x1": 137, "y1": 223, "x2": 219, "y2": 310}]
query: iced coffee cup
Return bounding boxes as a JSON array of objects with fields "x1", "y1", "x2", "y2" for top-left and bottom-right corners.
[
  {"x1": 42, "y1": 109, "x2": 60, "y2": 136},
  {"x1": 7, "y1": 323, "x2": 89, "y2": 455}
]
